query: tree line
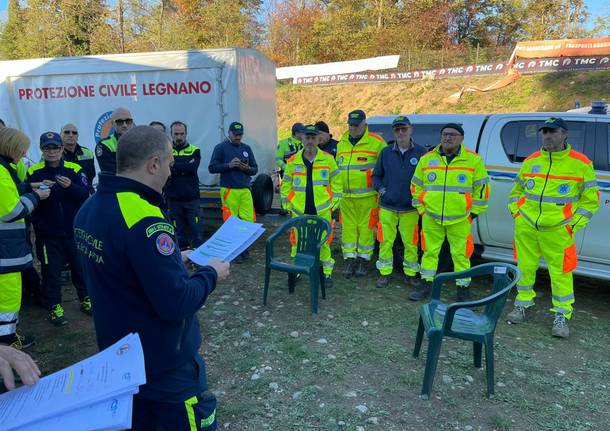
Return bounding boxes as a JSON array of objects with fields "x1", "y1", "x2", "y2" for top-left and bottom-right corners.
[{"x1": 1, "y1": 0, "x2": 608, "y2": 69}]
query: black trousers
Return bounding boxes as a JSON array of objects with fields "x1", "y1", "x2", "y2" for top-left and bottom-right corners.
[
  {"x1": 35, "y1": 236, "x2": 88, "y2": 309},
  {"x1": 168, "y1": 199, "x2": 203, "y2": 249}
]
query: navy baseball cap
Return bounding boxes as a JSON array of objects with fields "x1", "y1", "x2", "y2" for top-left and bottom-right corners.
[
  {"x1": 229, "y1": 122, "x2": 244, "y2": 135},
  {"x1": 291, "y1": 122, "x2": 305, "y2": 135},
  {"x1": 303, "y1": 124, "x2": 319, "y2": 135},
  {"x1": 441, "y1": 123, "x2": 464, "y2": 136},
  {"x1": 347, "y1": 110, "x2": 366, "y2": 125},
  {"x1": 539, "y1": 117, "x2": 568, "y2": 131},
  {"x1": 40, "y1": 131, "x2": 62, "y2": 147},
  {"x1": 392, "y1": 115, "x2": 412, "y2": 127},
  {"x1": 314, "y1": 121, "x2": 329, "y2": 133}
]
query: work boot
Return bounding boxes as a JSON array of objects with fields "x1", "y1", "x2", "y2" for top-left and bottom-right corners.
[
  {"x1": 80, "y1": 296, "x2": 93, "y2": 315},
  {"x1": 376, "y1": 275, "x2": 389, "y2": 289},
  {"x1": 49, "y1": 304, "x2": 68, "y2": 327},
  {"x1": 456, "y1": 286, "x2": 472, "y2": 302},
  {"x1": 551, "y1": 314, "x2": 570, "y2": 338},
  {"x1": 506, "y1": 306, "x2": 527, "y2": 324},
  {"x1": 404, "y1": 275, "x2": 418, "y2": 287},
  {"x1": 343, "y1": 259, "x2": 356, "y2": 279},
  {"x1": 355, "y1": 258, "x2": 369, "y2": 277},
  {"x1": 324, "y1": 276, "x2": 333, "y2": 289},
  {"x1": 409, "y1": 280, "x2": 432, "y2": 301}
]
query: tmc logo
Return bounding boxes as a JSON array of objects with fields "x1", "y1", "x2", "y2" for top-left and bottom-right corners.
[{"x1": 94, "y1": 111, "x2": 114, "y2": 144}]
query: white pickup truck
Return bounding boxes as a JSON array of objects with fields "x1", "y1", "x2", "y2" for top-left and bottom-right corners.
[{"x1": 368, "y1": 110, "x2": 610, "y2": 281}]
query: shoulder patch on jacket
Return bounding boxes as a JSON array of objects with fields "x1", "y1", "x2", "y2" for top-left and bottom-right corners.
[
  {"x1": 116, "y1": 192, "x2": 164, "y2": 229},
  {"x1": 64, "y1": 161, "x2": 83, "y2": 173},
  {"x1": 524, "y1": 151, "x2": 542, "y2": 162},
  {"x1": 146, "y1": 222, "x2": 175, "y2": 238}
]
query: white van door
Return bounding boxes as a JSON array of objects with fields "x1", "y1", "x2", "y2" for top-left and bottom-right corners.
[
  {"x1": 579, "y1": 121, "x2": 610, "y2": 263},
  {"x1": 478, "y1": 115, "x2": 597, "y2": 253}
]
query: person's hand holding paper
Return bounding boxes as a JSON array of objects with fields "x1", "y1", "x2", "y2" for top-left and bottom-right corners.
[{"x1": 0, "y1": 345, "x2": 41, "y2": 391}]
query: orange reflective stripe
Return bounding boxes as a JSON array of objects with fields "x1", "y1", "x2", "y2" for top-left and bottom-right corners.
[
  {"x1": 410, "y1": 184, "x2": 416, "y2": 194},
  {"x1": 512, "y1": 240, "x2": 517, "y2": 260},
  {"x1": 524, "y1": 151, "x2": 541, "y2": 161},
  {"x1": 337, "y1": 150, "x2": 379, "y2": 157},
  {"x1": 563, "y1": 203, "x2": 573, "y2": 220},
  {"x1": 221, "y1": 206, "x2": 231, "y2": 221},
  {"x1": 465, "y1": 233, "x2": 474, "y2": 258},
  {"x1": 465, "y1": 193, "x2": 472, "y2": 212},
  {"x1": 368, "y1": 207, "x2": 380, "y2": 229},
  {"x1": 366, "y1": 170, "x2": 373, "y2": 188},
  {"x1": 563, "y1": 243, "x2": 577, "y2": 272},
  {"x1": 565, "y1": 224, "x2": 573, "y2": 237},
  {"x1": 412, "y1": 224, "x2": 419, "y2": 245},
  {"x1": 289, "y1": 228, "x2": 296, "y2": 246},
  {"x1": 287, "y1": 191, "x2": 296, "y2": 202},
  {"x1": 223, "y1": 189, "x2": 231, "y2": 201},
  {"x1": 523, "y1": 173, "x2": 583, "y2": 181},
  {"x1": 420, "y1": 230, "x2": 426, "y2": 252},
  {"x1": 312, "y1": 165, "x2": 330, "y2": 170},
  {"x1": 376, "y1": 222, "x2": 384, "y2": 242},
  {"x1": 422, "y1": 166, "x2": 475, "y2": 172},
  {"x1": 568, "y1": 150, "x2": 591, "y2": 164},
  {"x1": 517, "y1": 196, "x2": 526, "y2": 208},
  {"x1": 418, "y1": 191, "x2": 427, "y2": 206},
  {"x1": 484, "y1": 184, "x2": 490, "y2": 199},
  {"x1": 326, "y1": 220, "x2": 334, "y2": 244}
]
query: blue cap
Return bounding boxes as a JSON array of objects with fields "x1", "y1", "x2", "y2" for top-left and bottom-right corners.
[
  {"x1": 392, "y1": 115, "x2": 411, "y2": 127},
  {"x1": 291, "y1": 122, "x2": 305, "y2": 135},
  {"x1": 302, "y1": 124, "x2": 319, "y2": 135},
  {"x1": 229, "y1": 122, "x2": 244, "y2": 135},
  {"x1": 40, "y1": 131, "x2": 62, "y2": 147},
  {"x1": 539, "y1": 117, "x2": 568, "y2": 131},
  {"x1": 347, "y1": 110, "x2": 366, "y2": 125}
]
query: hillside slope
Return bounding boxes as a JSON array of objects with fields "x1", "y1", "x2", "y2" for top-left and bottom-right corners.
[{"x1": 276, "y1": 71, "x2": 610, "y2": 136}]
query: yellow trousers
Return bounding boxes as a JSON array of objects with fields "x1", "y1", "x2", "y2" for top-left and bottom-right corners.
[
  {"x1": 376, "y1": 208, "x2": 419, "y2": 276},
  {"x1": 340, "y1": 195, "x2": 378, "y2": 261},
  {"x1": 220, "y1": 187, "x2": 255, "y2": 222},
  {"x1": 0, "y1": 272, "x2": 21, "y2": 338}
]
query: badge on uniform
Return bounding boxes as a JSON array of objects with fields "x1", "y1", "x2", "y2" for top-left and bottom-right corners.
[
  {"x1": 338, "y1": 156, "x2": 344, "y2": 164},
  {"x1": 531, "y1": 165, "x2": 542, "y2": 174},
  {"x1": 294, "y1": 177, "x2": 301, "y2": 186},
  {"x1": 410, "y1": 157, "x2": 418, "y2": 166},
  {"x1": 357, "y1": 157, "x2": 368, "y2": 162},
  {"x1": 81, "y1": 173, "x2": 88, "y2": 186},
  {"x1": 156, "y1": 233, "x2": 175, "y2": 256},
  {"x1": 320, "y1": 170, "x2": 328, "y2": 179},
  {"x1": 457, "y1": 174, "x2": 467, "y2": 183},
  {"x1": 427, "y1": 172, "x2": 437, "y2": 182},
  {"x1": 96, "y1": 146, "x2": 103, "y2": 157},
  {"x1": 428, "y1": 160, "x2": 440, "y2": 167},
  {"x1": 242, "y1": 151, "x2": 249, "y2": 158},
  {"x1": 526, "y1": 179, "x2": 535, "y2": 189},
  {"x1": 558, "y1": 184, "x2": 570, "y2": 195}
]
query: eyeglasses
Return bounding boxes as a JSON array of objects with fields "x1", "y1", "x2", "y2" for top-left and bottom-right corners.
[
  {"x1": 42, "y1": 146, "x2": 62, "y2": 152},
  {"x1": 115, "y1": 118, "x2": 133, "y2": 126},
  {"x1": 393, "y1": 127, "x2": 411, "y2": 133},
  {"x1": 63, "y1": 130, "x2": 78, "y2": 135},
  {"x1": 441, "y1": 132, "x2": 462, "y2": 138}
]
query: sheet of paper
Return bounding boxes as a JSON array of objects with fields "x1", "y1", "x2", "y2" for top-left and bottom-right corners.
[
  {"x1": 189, "y1": 216, "x2": 265, "y2": 266},
  {"x1": 0, "y1": 333, "x2": 146, "y2": 431},
  {"x1": 17, "y1": 393, "x2": 134, "y2": 431}
]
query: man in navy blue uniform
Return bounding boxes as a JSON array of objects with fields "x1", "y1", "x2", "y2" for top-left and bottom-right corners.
[
  {"x1": 26, "y1": 132, "x2": 90, "y2": 326},
  {"x1": 74, "y1": 126, "x2": 229, "y2": 431},
  {"x1": 165, "y1": 121, "x2": 202, "y2": 249},
  {"x1": 95, "y1": 107, "x2": 134, "y2": 174}
]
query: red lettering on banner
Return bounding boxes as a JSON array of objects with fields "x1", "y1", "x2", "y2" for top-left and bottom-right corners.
[{"x1": 141, "y1": 81, "x2": 212, "y2": 96}]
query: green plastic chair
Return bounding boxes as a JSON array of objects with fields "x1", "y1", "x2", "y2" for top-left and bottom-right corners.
[
  {"x1": 263, "y1": 216, "x2": 332, "y2": 315},
  {"x1": 413, "y1": 262, "x2": 521, "y2": 399}
]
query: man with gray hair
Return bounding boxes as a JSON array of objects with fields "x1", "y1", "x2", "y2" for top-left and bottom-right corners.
[
  {"x1": 95, "y1": 107, "x2": 134, "y2": 174},
  {"x1": 75, "y1": 126, "x2": 229, "y2": 430}
]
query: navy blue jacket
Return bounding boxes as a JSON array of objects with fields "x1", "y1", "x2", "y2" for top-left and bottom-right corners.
[
  {"x1": 63, "y1": 144, "x2": 96, "y2": 193},
  {"x1": 73, "y1": 174, "x2": 218, "y2": 377},
  {"x1": 26, "y1": 160, "x2": 89, "y2": 238},
  {"x1": 372, "y1": 142, "x2": 427, "y2": 212},
  {"x1": 165, "y1": 143, "x2": 201, "y2": 201},
  {"x1": 208, "y1": 139, "x2": 258, "y2": 188},
  {"x1": 319, "y1": 138, "x2": 338, "y2": 158}
]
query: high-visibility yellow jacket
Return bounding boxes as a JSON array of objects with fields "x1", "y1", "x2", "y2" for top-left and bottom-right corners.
[
  {"x1": 280, "y1": 149, "x2": 342, "y2": 216},
  {"x1": 411, "y1": 144, "x2": 490, "y2": 225},
  {"x1": 508, "y1": 144, "x2": 599, "y2": 232},
  {"x1": 276, "y1": 136, "x2": 302, "y2": 171},
  {"x1": 336, "y1": 128, "x2": 386, "y2": 198}
]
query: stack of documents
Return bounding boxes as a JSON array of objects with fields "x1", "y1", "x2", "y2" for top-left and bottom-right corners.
[
  {"x1": 189, "y1": 215, "x2": 265, "y2": 266},
  {"x1": 0, "y1": 333, "x2": 146, "y2": 431}
]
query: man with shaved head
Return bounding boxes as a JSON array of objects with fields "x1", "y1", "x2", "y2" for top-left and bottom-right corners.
[
  {"x1": 95, "y1": 107, "x2": 134, "y2": 174},
  {"x1": 62, "y1": 123, "x2": 95, "y2": 192}
]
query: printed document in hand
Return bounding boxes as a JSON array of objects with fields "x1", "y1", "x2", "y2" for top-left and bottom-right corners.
[
  {"x1": 189, "y1": 215, "x2": 265, "y2": 266},
  {"x1": 0, "y1": 332, "x2": 146, "y2": 431}
]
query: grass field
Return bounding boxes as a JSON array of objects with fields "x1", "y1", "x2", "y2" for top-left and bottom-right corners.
[{"x1": 19, "y1": 213, "x2": 610, "y2": 431}]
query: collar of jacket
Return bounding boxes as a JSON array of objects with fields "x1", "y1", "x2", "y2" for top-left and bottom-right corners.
[
  {"x1": 294, "y1": 148, "x2": 327, "y2": 165},
  {"x1": 539, "y1": 143, "x2": 571, "y2": 160},
  {"x1": 392, "y1": 139, "x2": 414, "y2": 152},
  {"x1": 435, "y1": 143, "x2": 465, "y2": 159},
  {"x1": 65, "y1": 145, "x2": 84, "y2": 156},
  {"x1": 342, "y1": 126, "x2": 373, "y2": 146},
  {"x1": 97, "y1": 173, "x2": 164, "y2": 208}
]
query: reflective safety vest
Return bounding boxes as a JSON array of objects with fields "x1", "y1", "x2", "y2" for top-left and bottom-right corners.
[
  {"x1": 280, "y1": 149, "x2": 342, "y2": 215},
  {"x1": 0, "y1": 159, "x2": 38, "y2": 274},
  {"x1": 411, "y1": 144, "x2": 490, "y2": 225},
  {"x1": 276, "y1": 136, "x2": 302, "y2": 170},
  {"x1": 336, "y1": 128, "x2": 386, "y2": 198},
  {"x1": 508, "y1": 144, "x2": 599, "y2": 232}
]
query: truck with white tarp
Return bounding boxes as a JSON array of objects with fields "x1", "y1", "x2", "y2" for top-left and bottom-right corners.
[{"x1": 0, "y1": 48, "x2": 278, "y2": 217}]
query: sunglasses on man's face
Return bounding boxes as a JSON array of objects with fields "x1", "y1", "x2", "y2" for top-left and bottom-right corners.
[
  {"x1": 63, "y1": 130, "x2": 78, "y2": 135},
  {"x1": 115, "y1": 118, "x2": 133, "y2": 126}
]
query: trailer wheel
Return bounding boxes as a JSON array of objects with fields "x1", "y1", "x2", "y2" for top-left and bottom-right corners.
[{"x1": 252, "y1": 174, "x2": 274, "y2": 215}]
